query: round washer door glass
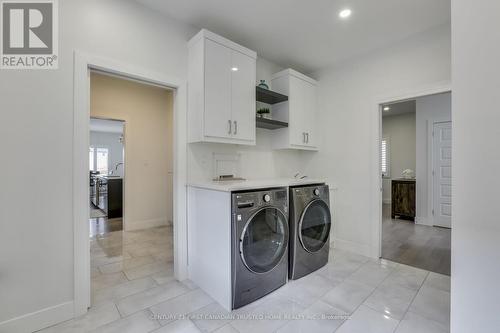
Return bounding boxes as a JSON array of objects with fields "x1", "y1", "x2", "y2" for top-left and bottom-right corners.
[
  {"x1": 240, "y1": 208, "x2": 288, "y2": 274},
  {"x1": 299, "y1": 199, "x2": 331, "y2": 253}
]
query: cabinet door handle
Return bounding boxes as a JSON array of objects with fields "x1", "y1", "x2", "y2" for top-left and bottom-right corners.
[
  {"x1": 228, "y1": 120, "x2": 232, "y2": 135},
  {"x1": 302, "y1": 132, "x2": 306, "y2": 143},
  {"x1": 306, "y1": 133, "x2": 309, "y2": 144},
  {"x1": 234, "y1": 121, "x2": 237, "y2": 135}
]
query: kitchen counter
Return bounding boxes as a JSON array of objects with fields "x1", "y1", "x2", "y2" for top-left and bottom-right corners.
[{"x1": 188, "y1": 178, "x2": 326, "y2": 192}]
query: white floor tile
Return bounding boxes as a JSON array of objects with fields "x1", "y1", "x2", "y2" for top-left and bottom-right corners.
[
  {"x1": 272, "y1": 273, "x2": 336, "y2": 307},
  {"x1": 321, "y1": 280, "x2": 375, "y2": 314},
  {"x1": 92, "y1": 277, "x2": 158, "y2": 306},
  {"x1": 150, "y1": 289, "x2": 215, "y2": 325},
  {"x1": 123, "y1": 260, "x2": 171, "y2": 280},
  {"x1": 116, "y1": 281, "x2": 191, "y2": 317},
  {"x1": 423, "y1": 272, "x2": 450, "y2": 292},
  {"x1": 83, "y1": 225, "x2": 450, "y2": 333},
  {"x1": 315, "y1": 260, "x2": 362, "y2": 283},
  {"x1": 230, "y1": 296, "x2": 304, "y2": 333},
  {"x1": 212, "y1": 324, "x2": 240, "y2": 333},
  {"x1": 92, "y1": 272, "x2": 129, "y2": 291},
  {"x1": 348, "y1": 261, "x2": 394, "y2": 287},
  {"x1": 336, "y1": 305, "x2": 399, "y2": 333},
  {"x1": 39, "y1": 302, "x2": 121, "y2": 333},
  {"x1": 152, "y1": 320, "x2": 202, "y2": 333},
  {"x1": 396, "y1": 311, "x2": 449, "y2": 333},
  {"x1": 380, "y1": 265, "x2": 429, "y2": 291},
  {"x1": 189, "y1": 302, "x2": 232, "y2": 332},
  {"x1": 276, "y1": 300, "x2": 346, "y2": 333},
  {"x1": 90, "y1": 310, "x2": 160, "y2": 333},
  {"x1": 98, "y1": 255, "x2": 156, "y2": 275},
  {"x1": 363, "y1": 283, "x2": 417, "y2": 320},
  {"x1": 407, "y1": 285, "x2": 450, "y2": 326},
  {"x1": 150, "y1": 269, "x2": 175, "y2": 285}
]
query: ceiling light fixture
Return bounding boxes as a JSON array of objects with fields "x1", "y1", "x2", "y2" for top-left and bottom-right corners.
[
  {"x1": 383, "y1": 106, "x2": 390, "y2": 111},
  {"x1": 231, "y1": 67, "x2": 238, "y2": 71},
  {"x1": 339, "y1": 8, "x2": 352, "y2": 19}
]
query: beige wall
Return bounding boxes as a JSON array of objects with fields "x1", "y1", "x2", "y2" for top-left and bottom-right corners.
[
  {"x1": 382, "y1": 112, "x2": 417, "y2": 203},
  {"x1": 91, "y1": 72, "x2": 173, "y2": 230}
]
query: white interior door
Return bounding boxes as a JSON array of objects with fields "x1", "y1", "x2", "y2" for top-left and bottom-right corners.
[{"x1": 433, "y1": 121, "x2": 452, "y2": 228}]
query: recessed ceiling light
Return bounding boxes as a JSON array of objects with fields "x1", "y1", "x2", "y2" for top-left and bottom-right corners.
[
  {"x1": 339, "y1": 9, "x2": 352, "y2": 19},
  {"x1": 231, "y1": 67, "x2": 238, "y2": 71},
  {"x1": 383, "y1": 106, "x2": 390, "y2": 111}
]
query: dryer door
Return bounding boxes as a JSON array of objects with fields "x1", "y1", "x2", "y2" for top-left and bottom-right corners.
[
  {"x1": 298, "y1": 199, "x2": 331, "y2": 253},
  {"x1": 240, "y1": 207, "x2": 288, "y2": 274}
]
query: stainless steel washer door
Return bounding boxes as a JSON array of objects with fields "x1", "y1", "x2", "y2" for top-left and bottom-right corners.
[
  {"x1": 298, "y1": 199, "x2": 331, "y2": 253},
  {"x1": 240, "y1": 207, "x2": 288, "y2": 274}
]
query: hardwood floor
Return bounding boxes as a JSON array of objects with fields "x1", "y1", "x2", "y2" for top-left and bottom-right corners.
[{"x1": 382, "y1": 204, "x2": 451, "y2": 275}]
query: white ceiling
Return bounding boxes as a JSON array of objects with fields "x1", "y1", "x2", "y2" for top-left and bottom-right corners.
[
  {"x1": 90, "y1": 118, "x2": 124, "y2": 133},
  {"x1": 382, "y1": 100, "x2": 415, "y2": 117},
  {"x1": 136, "y1": 0, "x2": 450, "y2": 73}
]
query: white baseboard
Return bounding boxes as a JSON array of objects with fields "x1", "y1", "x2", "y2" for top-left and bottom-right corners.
[
  {"x1": 125, "y1": 218, "x2": 168, "y2": 231},
  {"x1": 331, "y1": 237, "x2": 374, "y2": 258},
  {"x1": 0, "y1": 301, "x2": 74, "y2": 333}
]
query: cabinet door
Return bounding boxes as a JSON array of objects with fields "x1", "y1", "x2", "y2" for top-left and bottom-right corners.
[
  {"x1": 230, "y1": 50, "x2": 256, "y2": 142},
  {"x1": 303, "y1": 81, "x2": 317, "y2": 147},
  {"x1": 289, "y1": 77, "x2": 307, "y2": 146},
  {"x1": 204, "y1": 39, "x2": 232, "y2": 139}
]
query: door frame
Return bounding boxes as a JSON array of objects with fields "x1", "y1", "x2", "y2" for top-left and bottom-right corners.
[
  {"x1": 373, "y1": 82, "x2": 451, "y2": 258},
  {"x1": 73, "y1": 51, "x2": 189, "y2": 316}
]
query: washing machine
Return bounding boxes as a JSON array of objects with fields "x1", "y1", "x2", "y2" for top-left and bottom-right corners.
[
  {"x1": 289, "y1": 184, "x2": 331, "y2": 280},
  {"x1": 232, "y1": 187, "x2": 289, "y2": 309}
]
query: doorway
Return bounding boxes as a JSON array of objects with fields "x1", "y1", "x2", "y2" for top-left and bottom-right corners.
[
  {"x1": 88, "y1": 71, "x2": 175, "y2": 308},
  {"x1": 73, "y1": 53, "x2": 188, "y2": 316},
  {"x1": 89, "y1": 118, "x2": 125, "y2": 235},
  {"x1": 379, "y1": 92, "x2": 452, "y2": 275}
]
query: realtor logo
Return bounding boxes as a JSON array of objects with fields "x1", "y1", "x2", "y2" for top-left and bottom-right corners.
[{"x1": 1, "y1": 0, "x2": 58, "y2": 69}]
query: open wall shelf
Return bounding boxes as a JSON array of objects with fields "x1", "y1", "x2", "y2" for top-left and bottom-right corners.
[
  {"x1": 256, "y1": 86, "x2": 288, "y2": 104},
  {"x1": 256, "y1": 117, "x2": 288, "y2": 130}
]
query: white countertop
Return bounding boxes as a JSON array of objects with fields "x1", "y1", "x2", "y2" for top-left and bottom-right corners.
[{"x1": 188, "y1": 178, "x2": 326, "y2": 192}]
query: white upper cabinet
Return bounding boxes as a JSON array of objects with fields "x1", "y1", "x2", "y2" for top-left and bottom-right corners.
[
  {"x1": 271, "y1": 69, "x2": 318, "y2": 150},
  {"x1": 188, "y1": 30, "x2": 257, "y2": 145}
]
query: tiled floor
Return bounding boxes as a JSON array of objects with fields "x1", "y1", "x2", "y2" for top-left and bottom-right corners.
[
  {"x1": 90, "y1": 216, "x2": 123, "y2": 236},
  {"x1": 39, "y1": 224, "x2": 450, "y2": 333},
  {"x1": 382, "y1": 204, "x2": 451, "y2": 275}
]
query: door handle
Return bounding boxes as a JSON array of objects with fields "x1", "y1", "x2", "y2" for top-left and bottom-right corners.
[
  {"x1": 303, "y1": 132, "x2": 306, "y2": 143},
  {"x1": 228, "y1": 120, "x2": 232, "y2": 135},
  {"x1": 306, "y1": 133, "x2": 309, "y2": 144},
  {"x1": 234, "y1": 121, "x2": 238, "y2": 135}
]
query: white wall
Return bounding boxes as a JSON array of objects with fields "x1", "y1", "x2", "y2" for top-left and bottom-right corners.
[
  {"x1": 415, "y1": 93, "x2": 451, "y2": 225},
  {"x1": 303, "y1": 24, "x2": 451, "y2": 257},
  {"x1": 0, "y1": 0, "x2": 302, "y2": 329},
  {"x1": 90, "y1": 131, "x2": 124, "y2": 177},
  {"x1": 382, "y1": 112, "x2": 416, "y2": 203},
  {"x1": 451, "y1": 1, "x2": 500, "y2": 331},
  {"x1": 0, "y1": 0, "x2": 196, "y2": 329}
]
